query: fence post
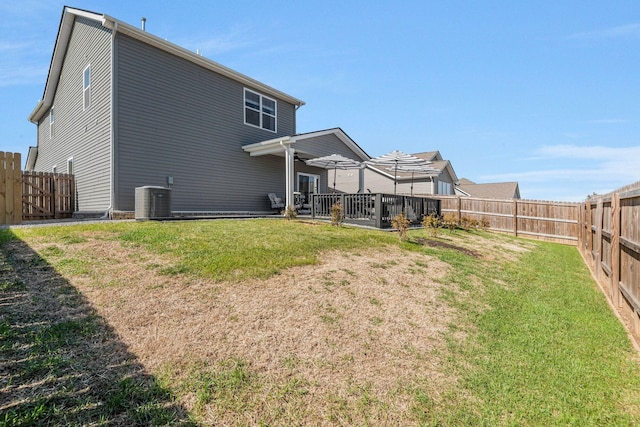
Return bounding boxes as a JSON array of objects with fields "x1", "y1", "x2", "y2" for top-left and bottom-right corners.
[
  {"x1": 578, "y1": 204, "x2": 584, "y2": 251},
  {"x1": 13, "y1": 154, "x2": 21, "y2": 225},
  {"x1": 586, "y1": 202, "x2": 593, "y2": 263},
  {"x1": 455, "y1": 196, "x2": 461, "y2": 224},
  {"x1": 0, "y1": 152, "x2": 5, "y2": 225},
  {"x1": 595, "y1": 198, "x2": 603, "y2": 280},
  {"x1": 512, "y1": 199, "x2": 518, "y2": 237},
  {"x1": 0, "y1": 152, "x2": 22, "y2": 225},
  {"x1": 611, "y1": 192, "x2": 621, "y2": 308}
]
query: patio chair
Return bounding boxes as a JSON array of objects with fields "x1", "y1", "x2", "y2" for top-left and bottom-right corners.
[
  {"x1": 268, "y1": 193, "x2": 285, "y2": 211},
  {"x1": 294, "y1": 192, "x2": 312, "y2": 214}
]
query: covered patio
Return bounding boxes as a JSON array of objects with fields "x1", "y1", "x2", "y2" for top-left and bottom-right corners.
[{"x1": 242, "y1": 128, "x2": 369, "y2": 210}]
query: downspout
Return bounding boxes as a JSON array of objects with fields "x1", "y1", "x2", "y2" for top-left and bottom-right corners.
[{"x1": 102, "y1": 21, "x2": 118, "y2": 219}]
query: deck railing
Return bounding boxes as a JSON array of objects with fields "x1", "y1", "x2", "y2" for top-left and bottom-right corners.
[{"x1": 312, "y1": 193, "x2": 440, "y2": 228}]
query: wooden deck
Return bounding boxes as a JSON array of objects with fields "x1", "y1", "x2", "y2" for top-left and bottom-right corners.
[{"x1": 311, "y1": 193, "x2": 440, "y2": 228}]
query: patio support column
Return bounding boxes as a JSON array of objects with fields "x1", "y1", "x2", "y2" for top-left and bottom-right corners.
[
  {"x1": 358, "y1": 166, "x2": 365, "y2": 193},
  {"x1": 281, "y1": 141, "x2": 295, "y2": 208}
]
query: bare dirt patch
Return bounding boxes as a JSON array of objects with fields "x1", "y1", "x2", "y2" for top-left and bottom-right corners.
[
  {"x1": 25, "y1": 236, "x2": 456, "y2": 424},
  {"x1": 414, "y1": 237, "x2": 482, "y2": 257}
]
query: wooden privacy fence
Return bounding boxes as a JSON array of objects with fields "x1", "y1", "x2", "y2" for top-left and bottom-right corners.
[
  {"x1": 22, "y1": 172, "x2": 75, "y2": 221},
  {"x1": 1, "y1": 152, "x2": 22, "y2": 225},
  {"x1": 579, "y1": 181, "x2": 640, "y2": 339},
  {"x1": 1, "y1": 152, "x2": 75, "y2": 225},
  {"x1": 436, "y1": 195, "x2": 580, "y2": 245}
]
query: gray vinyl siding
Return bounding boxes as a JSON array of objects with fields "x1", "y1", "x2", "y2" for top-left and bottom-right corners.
[
  {"x1": 114, "y1": 34, "x2": 297, "y2": 211},
  {"x1": 33, "y1": 17, "x2": 112, "y2": 211},
  {"x1": 294, "y1": 133, "x2": 367, "y2": 193},
  {"x1": 337, "y1": 168, "x2": 438, "y2": 196}
]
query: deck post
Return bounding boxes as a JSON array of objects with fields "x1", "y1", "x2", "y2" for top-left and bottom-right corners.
[{"x1": 375, "y1": 194, "x2": 382, "y2": 229}]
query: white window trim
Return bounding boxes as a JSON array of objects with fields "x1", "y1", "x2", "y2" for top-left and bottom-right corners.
[
  {"x1": 49, "y1": 107, "x2": 55, "y2": 139},
  {"x1": 244, "y1": 88, "x2": 277, "y2": 133},
  {"x1": 83, "y1": 64, "x2": 91, "y2": 111},
  {"x1": 67, "y1": 157, "x2": 73, "y2": 175}
]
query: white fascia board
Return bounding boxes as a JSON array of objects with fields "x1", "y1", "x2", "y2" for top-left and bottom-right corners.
[
  {"x1": 455, "y1": 187, "x2": 471, "y2": 197},
  {"x1": 242, "y1": 136, "x2": 292, "y2": 156},
  {"x1": 29, "y1": 8, "x2": 105, "y2": 123},
  {"x1": 25, "y1": 146, "x2": 38, "y2": 171}
]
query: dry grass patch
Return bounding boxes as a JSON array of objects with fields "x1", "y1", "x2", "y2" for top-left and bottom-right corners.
[{"x1": 25, "y1": 234, "x2": 454, "y2": 425}]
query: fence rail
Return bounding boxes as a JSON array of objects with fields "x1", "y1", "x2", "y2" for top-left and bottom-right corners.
[
  {"x1": 22, "y1": 172, "x2": 75, "y2": 221},
  {"x1": 436, "y1": 195, "x2": 580, "y2": 244},
  {"x1": 579, "y1": 182, "x2": 640, "y2": 341}
]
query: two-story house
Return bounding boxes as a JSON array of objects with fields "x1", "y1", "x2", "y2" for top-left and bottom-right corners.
[{"x1": 27, "y1": 6, "x2": 369, "y2": 217}]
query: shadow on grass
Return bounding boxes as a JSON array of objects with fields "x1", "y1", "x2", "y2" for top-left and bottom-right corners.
[{"x1": 0, "y1": 230, "x2": 195, "y2": 426}]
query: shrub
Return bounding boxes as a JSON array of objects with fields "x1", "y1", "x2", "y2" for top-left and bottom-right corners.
[
  {"x1": 480, "y1": 217, "x2": 491, "y2": 231},
  {"x1": 421, "y1": 213, "x2": 440, "y2": 238},
  {"x1": 460, "y1": 216, "x2": 472, "y2": 231},
  {"x1": 282, "y1": 205, "x2": 297, "y2": 220},
  {"x1": 330, "y1": 202, "x2": 345, "y2": 226},
  {"x1": 391, "y1": 213, "x2": 411, "y2": 241},
  {"x1": 442, "y1": 213, "x2": 458, "y2": 233}
]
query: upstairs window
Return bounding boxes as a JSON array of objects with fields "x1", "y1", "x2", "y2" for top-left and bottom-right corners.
[
  {"x1": 244, "y1": 88, "x2": 276, "y2": 132},
  {"x1": 83, "y1": 65, "x2": 91, "y2": 110},
  {"x1": 49, "y1": 107, "x2": 55, "y2": 138}
]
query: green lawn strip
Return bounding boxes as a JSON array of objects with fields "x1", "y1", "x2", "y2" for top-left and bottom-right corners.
[
  {"x1": 9, "y1": 220, "x2": 401, "y2": 282},
  {"x1": 98, "y1": 219, "x2": 399, "y2": 281},
  {"x1": 421, "y1": 236, "x2": 640, "y2": 425}
]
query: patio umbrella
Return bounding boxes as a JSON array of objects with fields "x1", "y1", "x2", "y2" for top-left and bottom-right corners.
[
  {"x1": 305, "y1": 154, "x2": 362, "y2": 191},
  {"x1": 392, "y1": 164, "x2": 438, "y2": 196},
  {"x1": 366, "y1": 150, "x2": 430, "y2": 195}
]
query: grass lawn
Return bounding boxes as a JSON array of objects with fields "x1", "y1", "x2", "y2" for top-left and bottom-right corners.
[{"x1": 1, "y1": 219, "x2": 639, "y2": 425}]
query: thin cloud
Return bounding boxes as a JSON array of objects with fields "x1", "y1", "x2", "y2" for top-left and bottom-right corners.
[
  {"x1": 537, "y1": 144, "x2": 640, "y2": 160},
  {"x1": 481, "y1": 144, "x2": 640, "y2": 200},
  {"x1": 569, "y1": 23, "x2": 640, "y2": 40},
  {"x1": 0, "y1": 41, "x2": 33, "y2": 52},
  {"x1": 0, "y1": 64, "x2": 48, "y2": 87}
]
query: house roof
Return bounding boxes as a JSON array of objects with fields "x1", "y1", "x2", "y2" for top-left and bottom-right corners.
[
  {"x1": 364, "y1": 150, "x2": 458, "y2": 182},
  {"x1": 29, "y1": 6, "x2": 305, "y2": 123},
  {"x1": 412, "y1": 151, "x2": 442, "y2": 162},
  {"x1": 242, "y1": 127, "x2": 370, "y2": 161},
  {"x1": 455, "y1": 180, "x2": 521, "y2": 199}
]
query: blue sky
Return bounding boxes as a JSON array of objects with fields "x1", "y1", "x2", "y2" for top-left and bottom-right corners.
[{"x1": 1, "y1": 1, "x2": 639, "y2": 201}]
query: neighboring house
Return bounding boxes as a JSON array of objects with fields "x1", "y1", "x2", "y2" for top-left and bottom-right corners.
[
  {"x1": 27, "y1": 6, "x2": 369, "y2": 216},
  {"x1": 455, "y1": 178, "x2": 521, "y2": 199},
  {"x1": 334, "y1": 150, "x2": 458, "y2": 195}
]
